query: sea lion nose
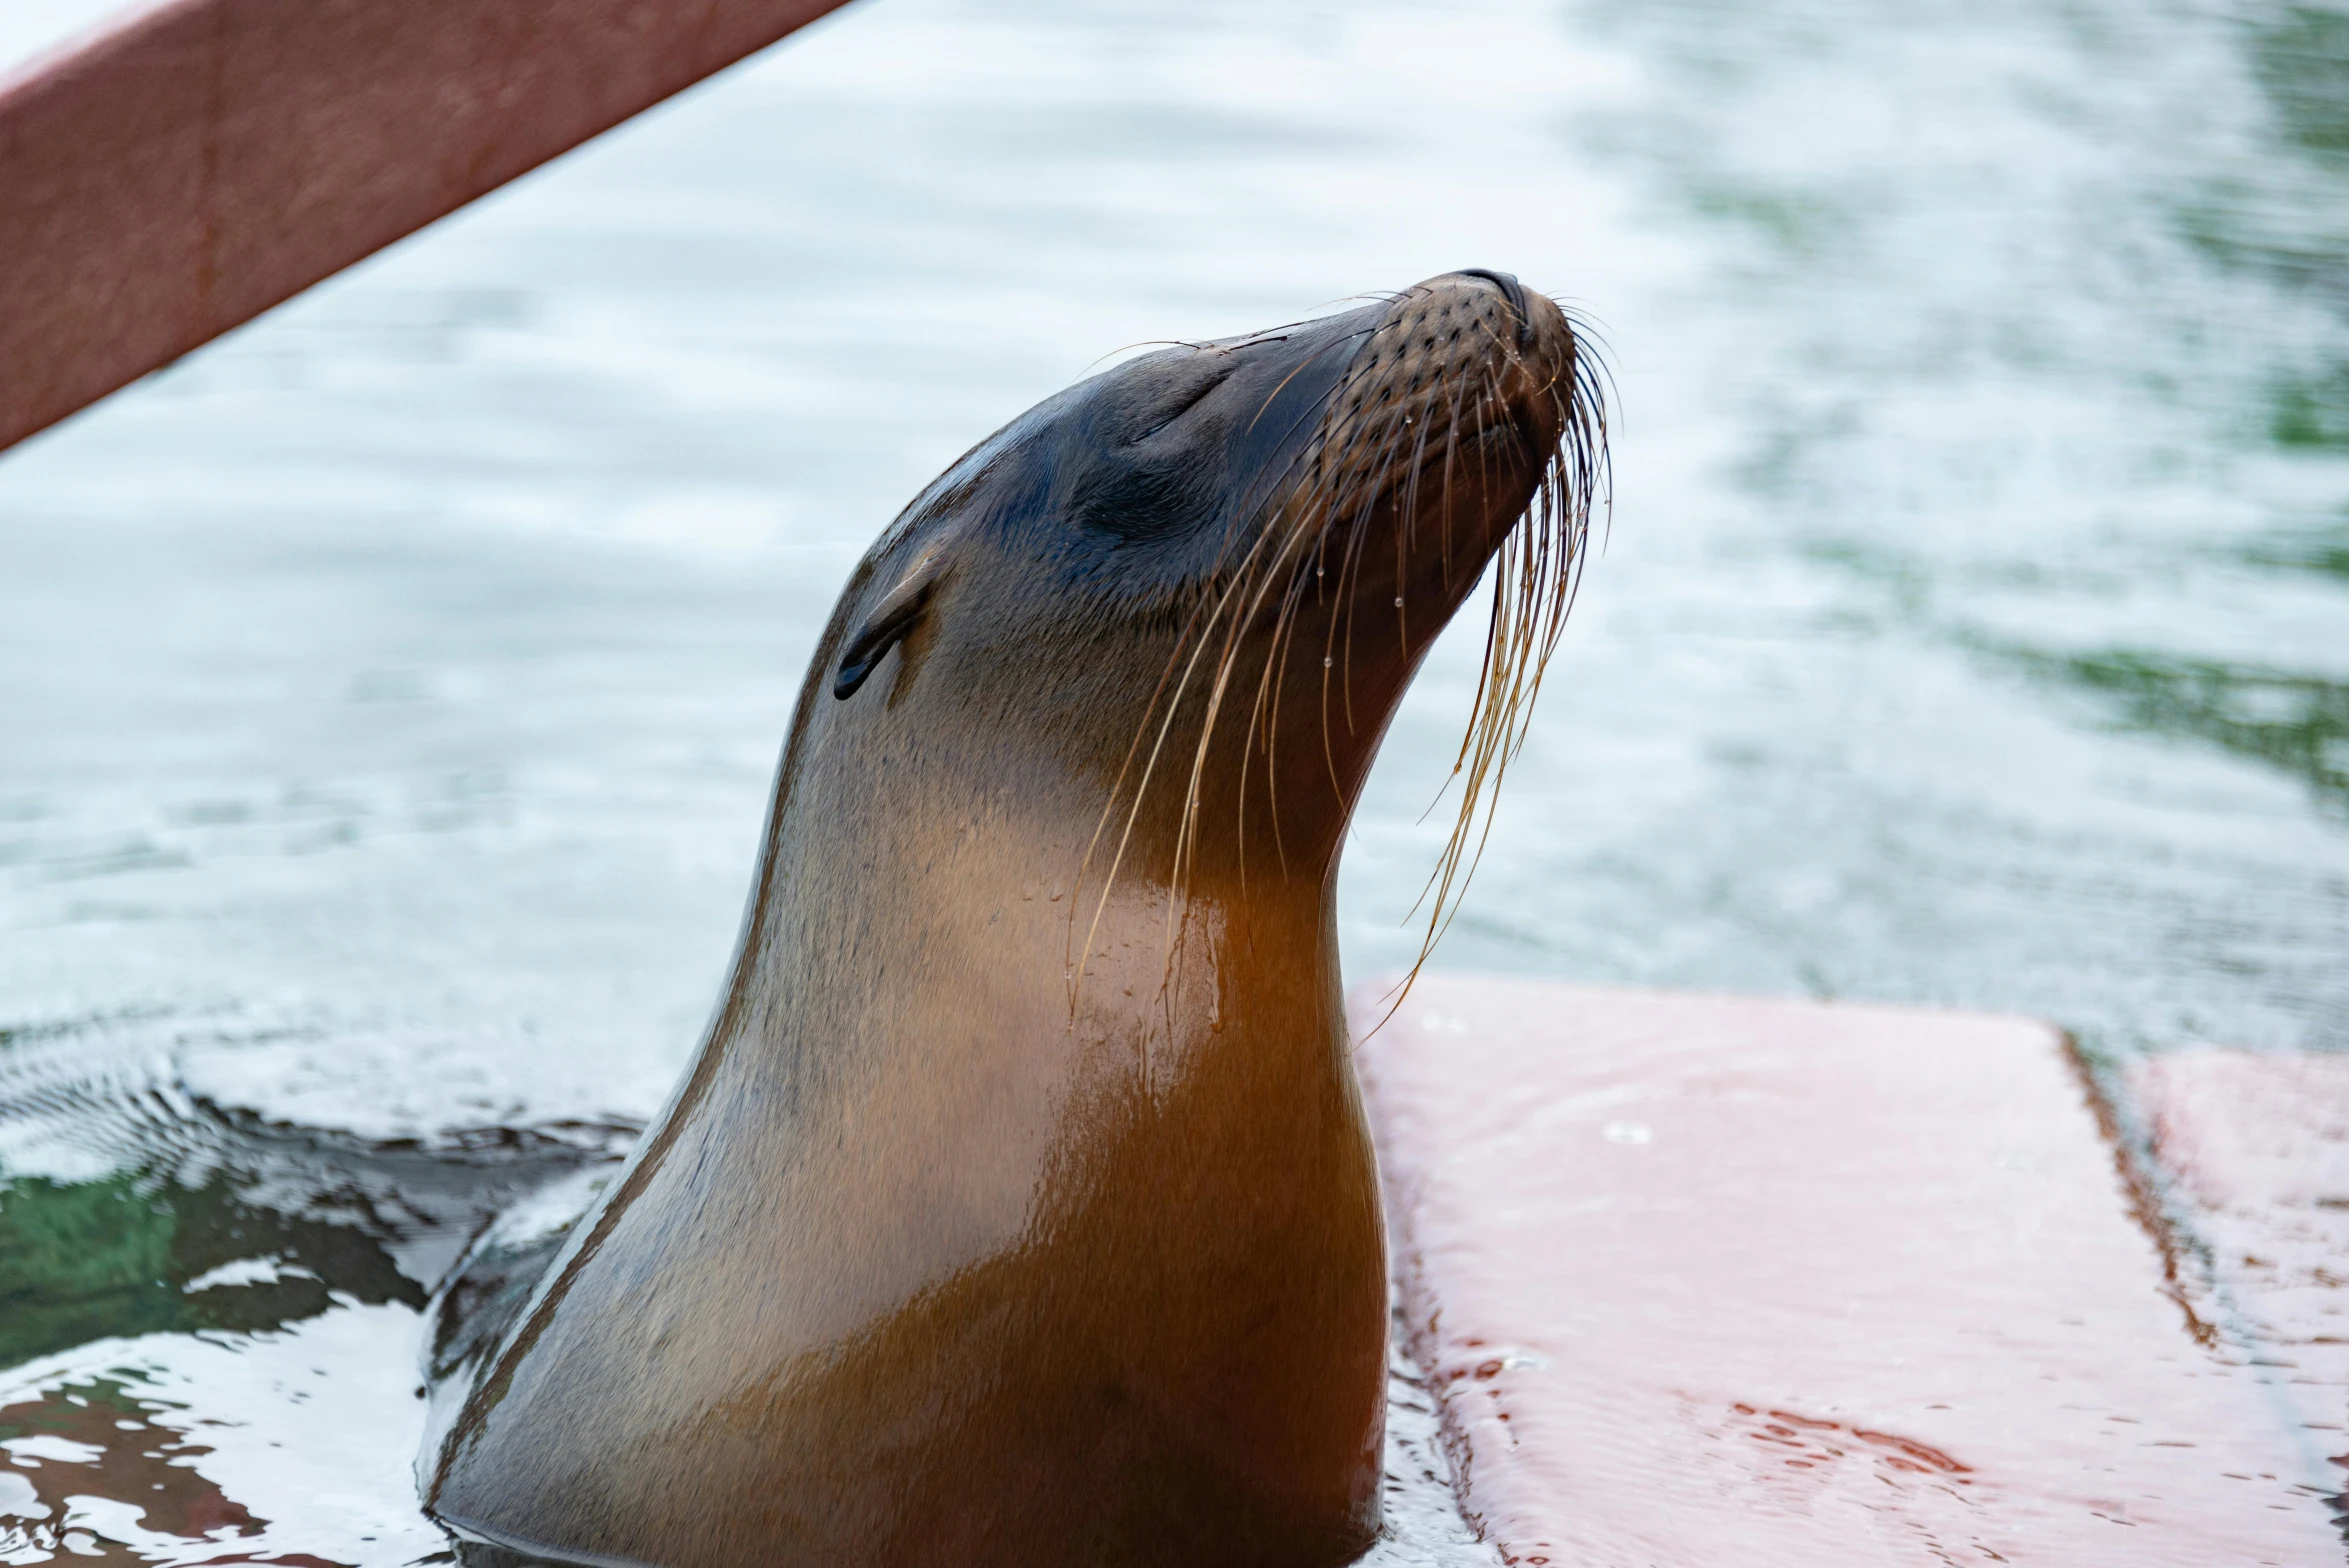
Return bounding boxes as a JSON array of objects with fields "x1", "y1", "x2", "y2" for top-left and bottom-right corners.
[{"x1": 1455, "y1": 268, "x2": 1537, "y2": 349}]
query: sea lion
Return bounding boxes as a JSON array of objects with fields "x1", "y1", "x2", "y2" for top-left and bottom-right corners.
[{"x1": 421, "y1": 269, "x2": 1606, "y2": 1568}]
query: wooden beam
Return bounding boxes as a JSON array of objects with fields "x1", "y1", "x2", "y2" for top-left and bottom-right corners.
[{"x1": 0, "y1": 0, "x2": 857, "y2": 454}]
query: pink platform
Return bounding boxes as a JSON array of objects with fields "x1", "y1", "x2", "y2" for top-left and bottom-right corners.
[
  {"x1": 1354, "y1": 976, "x2": 2344, "y2": 1565},
  {"x1": 2129, "y1": 1051, "x2": 2349, "y2": 1486}
]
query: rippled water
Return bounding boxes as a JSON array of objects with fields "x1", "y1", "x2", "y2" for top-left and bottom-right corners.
[{"x1": 2, "y1": 0, "x2": 2344, "y2": 1559}]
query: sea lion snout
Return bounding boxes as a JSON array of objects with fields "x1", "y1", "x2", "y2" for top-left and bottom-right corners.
[
  {"x1": 1305, "y1": 271, "x2": 1578, "y2": 560},
  {"x1": 1452, "y1": 267, "x2": 1539, "y2": 348}
]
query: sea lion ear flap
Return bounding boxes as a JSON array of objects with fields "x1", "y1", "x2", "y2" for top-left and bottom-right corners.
[{"x1": 833, "y1": 543, "x2": 956, "y2": 700}]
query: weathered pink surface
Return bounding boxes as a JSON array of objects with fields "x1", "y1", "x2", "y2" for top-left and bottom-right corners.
[
  {"x1": 1354, "y1": 976, "x2": 2340, "y2": 1566},
  {"x1": 0, "y1": 0, "x2": 854, "y2": 453},
  {"x1": 2129, "y1": 1050, "x2": 2349, "y2": 1487}
]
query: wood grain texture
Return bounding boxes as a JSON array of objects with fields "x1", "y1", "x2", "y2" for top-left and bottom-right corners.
[{"x1": 0, "y1": 0, "x2": 855, "y2": 452}]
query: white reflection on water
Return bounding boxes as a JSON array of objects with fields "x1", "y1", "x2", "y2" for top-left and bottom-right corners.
[
  {"x1": 1, "y1": 0, "x2": 2346, "y2": 1557},
  {"x1": 0, "y1": 1307, "x2": 445, "y2": 1564}
]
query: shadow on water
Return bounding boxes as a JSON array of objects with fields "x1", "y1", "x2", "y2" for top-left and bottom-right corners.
[
  {"x1": 0, "y1": 1035, "x2": 638, "y2": 1364},
  {"x1": 0, "y1": 1037, "x2": 637, "y2": 1363},
  {"x1": 2185, "y1": 3, "x2": 2349, "y2": 449},
  {"x1": 2240, "y1": 513, "x2": 2349, "y2": 581},
  {"x1": 0, "y1": 1167, "x2": 417, "y2": 1370},
  {"x1": 2249, "y1": 3, "x2": 2349, "y2": 165}
]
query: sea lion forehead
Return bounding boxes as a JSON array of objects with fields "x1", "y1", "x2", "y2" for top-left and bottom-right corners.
[
  {"x1": 841, "y1": 269, "x2": 1566, "y2": 642},
  {"x1": 870, "y1": 305, "x2": 1382, "y2": 560},
  {"x1": 1004, "y1": 305, "x2": 1378, "y2": 493},
  {"x1": 886, "y1": 272, "x2": 1529, "y2": 525}
]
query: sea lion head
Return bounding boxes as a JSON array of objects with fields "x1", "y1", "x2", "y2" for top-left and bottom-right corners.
[{"x1": 817, "y1": 268, "x2": 1604, "y2": 919}]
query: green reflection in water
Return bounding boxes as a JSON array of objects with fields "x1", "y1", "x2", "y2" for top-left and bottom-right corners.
[
  {"x1": 2270, "y1": 365, "x2": 2349, "y2": 449},
  {"x1": 2174, "y1": 196, "x2": 2345, "y2": 313},
  {"x1": 2241, "y1": 2, "x2": 2349, "y2": 450},
  {"x1": 0, "y1": 1169, "x2": 422, "y2": 1372},
  {"x1": 2241, "y1": 514, "x2": 2349, "y2": 580},
  {"x1": 2169, "y1": 5, "x2": 2349, "y2": 450},
  {"x1": 1686, "y1": 182, "x2": 1855, "y2": 261},
  {"x1": 2018, "y1": 648, "x2": 2349, "y2": 809},
  {"x1": 2251, "y1": 3, "x2": 2349, "y2": 161}
]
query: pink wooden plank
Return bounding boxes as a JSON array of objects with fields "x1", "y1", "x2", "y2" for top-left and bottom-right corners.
[
  {"x1": 0, "y1": 0, "x2": 855, "y2": 453},
  {"x1": 1355, "y1": 975, "x2": 2339, "y2": 1566},
  {"x1": 2128, "y1": 1050, "x2": 2349, "y2": 1498}
]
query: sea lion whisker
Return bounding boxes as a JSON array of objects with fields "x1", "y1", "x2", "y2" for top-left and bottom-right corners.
[
  {"x1": 1093, "y1": 525, "x2": 1268, "y2": 877},
  {"x1": 1075, "y1": 371, "x2": 1346, "y2": 900},
  {"x1": 1183, "y1": 575, "x2": 1262, "y2": 901},
  {"x1": 1242, "y1": 325, "x2": 1379, "y2": 441},
  {"x1": 1247, "y1": 560, "x2": 1322, "y2": 880},
  {"x1": 1227, "y1": 512, "x2": 1334, "y2": 881},
  {"x1": 1075, "y1": 337, "x2": 1225, "y2": 379},
  {"x1": 1079, "y1": 422, "x2": 1343, "y2": 991},
  {"x1": 1413, "y1": 569, "x2": 1505, "y2": 830},
  {"x1": 1228, "y1": 549, "x2": 1300, "y2": 866},
  {"x1": 1080, "y1": 622, "x2": 1234, "y2": 1002},
  {"x1": 1186, "y1": 500, "x2": 1328, "y2": 905},
  {"x1": 1384, "y1": 329, "x2": 1607, "y2": 1009},
  {"x1": 1311, "y1": 498, "x2": 1355, "y2": 807},
  {"x1": 1079, "y1": 596, "x2": 1216, "y2": 885},
  {"x1": 1352, "y1": 385, "x2": 1432, "y2": 611},
  {"x1": 1427, "y1": 369, "x2": 1478, "y2": 595},
  {"x1": 1076, "y1": 579, "x2": 1248, "y2": 990},
  {"x1": 1325, "y1": 387, "x2": 1422, "y2": 736},
  {"x1": 1254, "y1": 509, "x2": 1340, "y2": 843},
  {"x1": 1386, "y1": 409, "x2": 1426, "y2": 644},
  {"x1": 1316, "y1": 514, "x2": 1382, "y2": 769},
  {"x1": 1206, "y1": 465, "x2": 1347, "y2": 888}
]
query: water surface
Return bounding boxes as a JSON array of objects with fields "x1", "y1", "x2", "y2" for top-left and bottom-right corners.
[{"x1": 2, "y1": 0, "x2": 2343, "y2": 1558}]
